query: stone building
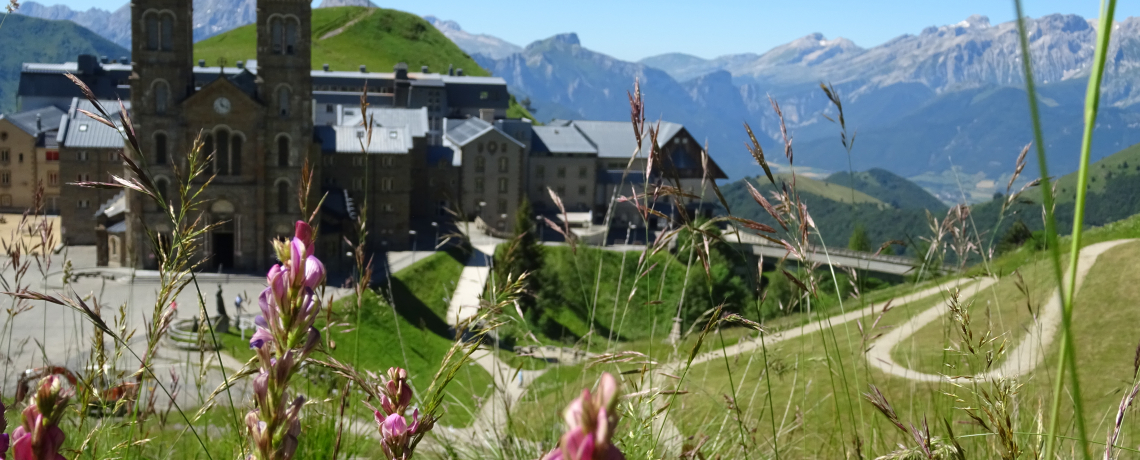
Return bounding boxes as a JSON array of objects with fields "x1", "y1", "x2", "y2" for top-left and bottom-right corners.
[
  {"x1": 444, "y1": 117, "x2": 526, "y2": 232},
  {"x1": 0, "y1": 106, "x2": 64, "y2": 213},
  {"x1": 57, "y1": 99, "x2": 130, "y2": 245}
]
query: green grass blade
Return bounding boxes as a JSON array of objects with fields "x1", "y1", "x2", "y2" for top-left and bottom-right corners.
[{"x1": 1012, "y1": 0, "x2": 1119, "y2": 458}]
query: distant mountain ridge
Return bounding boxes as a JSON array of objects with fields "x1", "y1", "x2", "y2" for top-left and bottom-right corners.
[
  {"x1": 424, "y1": 15, "x2": 522, "y2": 59},
  {"x1": 473, "y1": 14, "x2": 1140, "y2": 187},
  {"x1": 0, "y1": 14, "x2": 128, "y2": 113},
  {"x1": 15, "y1": 0, "x2": 259, "y2": 48}
]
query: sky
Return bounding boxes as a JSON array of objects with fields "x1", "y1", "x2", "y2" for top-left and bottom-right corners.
[{"x1": 33, "y1": 0, "x2": 1138, "y2": 62}]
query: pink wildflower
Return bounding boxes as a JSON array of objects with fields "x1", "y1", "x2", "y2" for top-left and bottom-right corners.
[
  {"x1": 12, "y1": 376, "x2": 70, "y2": 460},
  {"x1": 542, "y1": 373, "x2": 624, "y2": 460}
]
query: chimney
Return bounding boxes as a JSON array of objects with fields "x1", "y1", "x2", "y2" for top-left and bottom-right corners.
[
  {"x1": 35, "y1": 114, "x2": 41, "y2": 132},
  {"x1": 394, "y1": 62, "x2": 408, "y2": 80},
  {"x1": 199, "y1": 59, "x2": 206, "y2": 67},
  {"x1": 236, "y1": 60, "x2": 244, "y2": 69},
  {"x1": 360, "y1": 65, "x2": 367, "y2": 73},
  {"x1": 456, "y1": 68, "x2": 464, "y2": 76},
  {"x1": 323, "y1": 63, "x2": 330, "y2": 71},
  {"x1": 479, "y1": 108, "x2": 494, "y2": 123},
  {"x1": 421, "y1": 65, "x2": 429, "y2": 73},
  {"x1": 120, "y1": 56, "x2": 128, "y2": 65},
  {"x1": 448, "y1": 64, "x2": 454, "y2": 76},
  {"x1": 100, "y1": 56, "x2": 108, "y2": 64},
  {"x1": 77, "y1": 54, "x2": 97, "y2": 75}
]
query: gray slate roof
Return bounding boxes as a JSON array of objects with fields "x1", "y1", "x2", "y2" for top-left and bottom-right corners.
[
  {"x1": 531, "y1": 125, "x2": 596, "y2": 155},
  {"x1": 0, "y1": 105, "x2": 65, "y2": 137},
  {"x1": 318, "y1": 125, "x2": 412, "y2": 154},
  {"x1": 341, "y1": 107, "x2": 429, "y2": 138},
  {"x1": 443, "y1": 117, "x2": 525, "y2": 148},
  {"x1": 561, "y1": 120, "x2": 684, "y2": 159},
  {"x1": 59, "y1": 98, "x2": 131, "y2": 149},
  {"x1": 94, "y1": 190, "x2": 126, "y2": 218}
]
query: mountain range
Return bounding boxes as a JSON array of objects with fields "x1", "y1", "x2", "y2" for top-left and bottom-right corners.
[{"x1": 13, "y1": 2, "x2": 1140, "y2": 196}]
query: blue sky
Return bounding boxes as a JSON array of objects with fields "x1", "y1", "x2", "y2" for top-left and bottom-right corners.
[{"x1": 33, "y1": 0, "x2": 1134, "y2": 62}]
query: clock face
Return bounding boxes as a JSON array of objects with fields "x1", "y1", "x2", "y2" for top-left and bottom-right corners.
[{"x1": 213, "y1": 97, "x2": 232, "y2": 114}]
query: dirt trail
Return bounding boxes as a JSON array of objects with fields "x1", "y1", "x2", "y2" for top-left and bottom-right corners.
[
  {"x1": 866, "y1": 239, "x2": 1135, "y2": 382},
  {"x1": 318, "y1": 9, "x2": 376, "y2": 41}
]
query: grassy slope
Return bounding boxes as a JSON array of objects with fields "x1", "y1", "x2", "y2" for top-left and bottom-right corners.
[
  {"x1": 194, "y1": 7, "x2": 488, "y2": 77},
  {"x1": 825, "y1": 168, "x2": 948, "y2": 211},
  {"x1": 0, "y1": 13, "x2": 128, "y2": 112},
  {"x1": 512, "y1": 212, "x2": 1140, "y2": 456},
  {"x1": 721, "y1": 174, "x2": 931, "y2": 254},
  {"x1": 218, "y1": 250, "x2": 489, "y2": 428}
]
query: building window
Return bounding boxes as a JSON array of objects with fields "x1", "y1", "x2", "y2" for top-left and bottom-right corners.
[
  {"x1": 0, "y1": 171, "x2": 8, "y2": 186},
  {"x1": 474, "y1": 156, "x2": 485, "y2": 173},
  {"x1": 536, "y1": 165, "x2": 545, "y2": 178},
  {"x1": 77, "y1": 199, "x2": 90, "y2": 209},
  {"x1": 48, "y1": 172, "x2": 58, "y2": 186},
  {"x1": 0, "y1": 132, "x2": 6, "y2": 141},
  {"x1": 155, "y1": 81, "x2": 170, "y2": 114},
  {"x1": 271, "y1": 18, "x2": 283, "y2": 53},
  {"x1": 353, "y1": 178, "x2": 364, "y2": 191},
  {"x1": 17, "y1": 154, "x2": 22, "y2": 163},
  {"x1": 557, "y1": 166, "x2": 566, "y2": 178},
  {"x1": 497, "y1": 198, "x2": 507, "y2": 215},
  {"x1": 155, "y1": 133, "x2": 167, "y2": 165},
  {"x1": 156, "y1": 178, "x2": 168, "y2": 199},
  {"x1": 498, "y1": 157, "x2": 508, "y2": 173},
  {"x1": 202, "y1": 135, "x2": 214, "y2": 175},
  {"x1": 579, "y1": 166, "x2": 588, "y2": 179},
  {"x1": 76, "y1": 173, "x2": 90, "y2": 182},
  {"x1": 501, "y1": 143, "x2": 507, "y2": 153},
  {"x1": 277, "y1": 136, "x2": 289, "y2": 167},
  {"x1": 380, "y1": 177, "x2": 393, "y2": 191},
  {"x1": 215, "y1": 129, "x2": 230, "y2": 175},
  {"x1": 0, "y1": 149, "x2": 8, "y2": 163},
  {"x1": 277, "y1": 181, "x2": 289, "y2": 214},
  {"x1": 578, "y1": 185, "x2": 587, "y2": 196},
  {"x1": 77, "y1": 151, "x2": 88, "y2": 161},
  {"x1": 45, "y1": 151, "x2": 59, "y2": 162},
  {"x1": 474, "y1": 178, "x2": 484, "y2": 193},
  {"x1": 353, "y1": 157, "x2": 364, "y2": 167},
  {"x1": 381, "y1": 203, "x2": 394, "y2": 213},
  {"x1": 326, "y1": 104, "x2": 334, "y2": 113},
  {"x1": 146, "y1": 14, "x2": 160, "y2": 50},
  {"x1": 278, "y1": 87, "x2": 291, "y2": 117},
  {"x1": 382, "y1": 156, "x2": 393, "y2": 167},
  {"x1": 480, "y1": 91, "x2": 489, "y2": 100},
  {"x1": 0, "y1": 195, "x2": 10, "y2": 206},
  {"x1": 498, "y1": 178, "x2": 508, "y2": 193},
  {"x1": 284, "y1": 19, "x2": 298, "y2": 55},
  {"x1": 231, "y1": 135, "x2": 243, "y2": 175},
  {"x1": 160, "y1": 14, "x2": 173, "y2": 51}
]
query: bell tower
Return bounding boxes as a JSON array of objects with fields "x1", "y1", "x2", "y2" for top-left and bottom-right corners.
[
  {"x1": 257, "y1": 0, "x2": 312, "y2": 212},
  {"x1": 130, "y1": 0, "x2": 193, "y2": 159}
]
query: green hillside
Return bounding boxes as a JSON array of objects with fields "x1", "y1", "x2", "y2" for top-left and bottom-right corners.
[
  {"x1": 721, "y1": 173, "x2": 932, "y2": 254},
  {"x1": 0, "y1": 13, "x2": 128, "y2": 113},
  {"x1": 194, "y1": 7, "x2": 489, "y2": 77},
  {"x1": 826, "y1": 168, "x2": 947, "y2": 210}
]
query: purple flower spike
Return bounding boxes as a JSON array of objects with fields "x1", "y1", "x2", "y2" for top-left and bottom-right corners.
[
  {"x1": 543, "y1": 373, "x2": 624, "y2": 460},
  {"x1": 245, "y1": 221, "x2": 327, "y2": 460}
]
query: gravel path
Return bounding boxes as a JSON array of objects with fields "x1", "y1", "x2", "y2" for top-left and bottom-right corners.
[{"x1": 866, "y1": 239, "x2": 1135, "y2": 382}]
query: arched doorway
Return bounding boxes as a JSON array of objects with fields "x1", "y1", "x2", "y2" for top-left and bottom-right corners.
[{"x1": 210, "y1": 200, "x2": 236, "y2": 270}]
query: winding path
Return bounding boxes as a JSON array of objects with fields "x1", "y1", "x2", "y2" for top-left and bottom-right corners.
[
  {"x1": 866, "y1": 239, "x2": 1135, "y2": 382},
  {"x1": 650, "y1": 276, "x2": 986, "y2": 451}
]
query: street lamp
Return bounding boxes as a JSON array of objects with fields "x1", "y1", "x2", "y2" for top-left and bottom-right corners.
[{"x1": 431, "y1": 222, "x2": 439, "y2": 249}]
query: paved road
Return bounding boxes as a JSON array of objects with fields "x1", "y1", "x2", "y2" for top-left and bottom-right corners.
[{"x1": 866, "y1": 239, "x2": 1134, "y2": 382}]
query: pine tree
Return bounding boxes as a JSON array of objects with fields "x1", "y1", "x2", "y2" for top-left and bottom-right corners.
[
  {"x1": 498, "y1": 197, "x2": 543, "y2": 314},
  {"x1": 848, "y1": 223, "x2": 872, "y2": 252}
]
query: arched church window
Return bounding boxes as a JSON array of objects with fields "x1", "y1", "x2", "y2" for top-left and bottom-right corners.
[
  {"x1": 285, "y1": 19, "x2": 298, "y2": 55},
  {"x1": 160, "y1": 13, "x2": 173, "y2": 51},
  {"x1": 271, "y1": 18, "x2": 283, "y2": 54},
  {"x1": 278, "y1": 87, "x2": 291, "y2": 117}
]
